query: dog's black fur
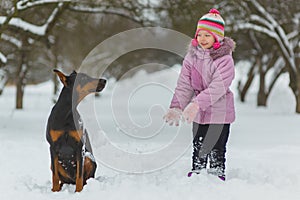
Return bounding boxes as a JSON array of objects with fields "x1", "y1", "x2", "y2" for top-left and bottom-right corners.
[{"x1": 46, "y1": 69, "x2": 106, "y2": 192}]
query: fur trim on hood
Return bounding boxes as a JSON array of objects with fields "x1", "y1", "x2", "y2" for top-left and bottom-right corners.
[{"x1": 187, "y1": 37, "x2": 236, "y2": 60}]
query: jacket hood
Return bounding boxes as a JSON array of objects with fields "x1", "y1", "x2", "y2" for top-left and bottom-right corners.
[{"x1": 187, "y1": 37, "x2": 236, "y2": 60}]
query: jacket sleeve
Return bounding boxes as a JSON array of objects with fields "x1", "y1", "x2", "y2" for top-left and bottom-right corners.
[
  {"x1": 170, "y1": 56, "x2": 195, "y2": 110},
  {"x1": 193, "y1": 55, "x2": 235, "y2": 111}
]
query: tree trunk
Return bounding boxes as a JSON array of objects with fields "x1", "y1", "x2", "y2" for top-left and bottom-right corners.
[
  {"x1": 296, "y1": 74, "x2": 300, "y2": 114},
  {"x1": 52, "y1": 54, "x2": 58, "y2": 97},
  {"x1": 15, "y1": 50, "x2": 28, "y2": 109},
  {"x1": 257, "y1": 58, "x2": 267, "y2": 106},
  {"x1": 238, "y1": 61, "x2": 256, "y2": 102},
  {"x1": 15, "y1": 63, "x2": 27, "y2": 109},
  {"x1": 295, "y1": 46, "x2": 300, "y2": 113},
  {"x1": 53, "y1": 72, "x2": 59, "y2": 95},
  {"x1": 16, "y1": 78, "x2": 25, "y2": 109},
  {"x1": 52, "y1": 71, "x2": 59, "y2": 103},
  {"x1": 51, "y1": 39, "x2": 59, "y2": 103},
  {"x1": 296, "y1": 95, "x2": 300, "y2": 114},
  {"x1": 0, "y1": 69, "x2": 8, "y2": 95},
  {"x1": 257, "y1": 85, "x2": 267, "y2": 106}
]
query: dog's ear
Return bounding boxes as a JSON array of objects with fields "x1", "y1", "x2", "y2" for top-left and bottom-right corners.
[{"x1": 53, "y1": 69, "x2": 68, "y2": 87}]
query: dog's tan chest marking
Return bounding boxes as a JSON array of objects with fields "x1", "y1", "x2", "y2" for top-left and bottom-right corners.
[
  {"x1": 50, "y1": 130, "x2": 83, "y2": 143},
  {"x1": 49, "y1": 130, "x2": 65, "y2": 142},
  {"x1": 69, "y1": 130, "x2": 83, "y2": 142}
]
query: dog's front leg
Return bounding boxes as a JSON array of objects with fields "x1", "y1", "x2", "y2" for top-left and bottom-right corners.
[
  {"x1": 75, "y1": 148, "x2": 84, "y2": 192},
  {"x1": 50, "y1": 147, "x2": 61, "y2": 192}
]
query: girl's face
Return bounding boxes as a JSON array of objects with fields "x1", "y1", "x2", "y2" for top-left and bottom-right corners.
[{"x1": 197, "y1": 30, "x2": 215, "y2": 49}]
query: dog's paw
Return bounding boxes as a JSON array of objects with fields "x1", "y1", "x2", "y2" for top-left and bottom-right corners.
[
  {"x1": 75, "y1": 186, "x2": 83, "y2": 192},
  {"x1": 51, "y1": 185, "x2": 61, "y2": 192}
]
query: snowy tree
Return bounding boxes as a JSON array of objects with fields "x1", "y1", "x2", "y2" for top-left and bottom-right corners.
[
  {"x1": 223, "y1": 0, "x2": 300, "y2": 113},
  {"x1": 0, "y1": 0, "x2": 156, "y2": 108},
  {"x1": 235, "y1": 30, "x2": 286, "y2": 106},
  {"x1": 0, "y1": 1, "x2": 69, "y2": 108}
]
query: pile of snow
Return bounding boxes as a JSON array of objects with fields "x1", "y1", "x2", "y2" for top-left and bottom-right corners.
[{"x1": 0, "y1": 64, "x2": 299, "y2": 200}]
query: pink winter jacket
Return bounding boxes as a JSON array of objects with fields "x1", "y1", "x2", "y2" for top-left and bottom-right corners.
[{"x1": 170, "y1": 37, "x2": 236, "y2": 124}]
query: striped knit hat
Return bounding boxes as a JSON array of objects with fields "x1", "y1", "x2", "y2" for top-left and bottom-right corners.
[{"x1": 191, "y1": 9, "x2": 225, "y2": 49}]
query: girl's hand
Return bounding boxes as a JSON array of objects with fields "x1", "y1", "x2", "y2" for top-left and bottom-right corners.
[
  {"x1": 163, "y1": 108, "x2": 182, "y2": 126},
  {"x1": 182, "y1": 102, "x2": 199, "y2": 123}
]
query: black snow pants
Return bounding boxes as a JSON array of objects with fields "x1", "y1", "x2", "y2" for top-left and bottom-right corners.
[{"x1": 192, "y1": 123, "x2": 230, "y2": 177}]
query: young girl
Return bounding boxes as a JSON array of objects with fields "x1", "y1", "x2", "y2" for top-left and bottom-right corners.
[{"x1": 163, "y1": 9, "x2": 235, "y2": 181}]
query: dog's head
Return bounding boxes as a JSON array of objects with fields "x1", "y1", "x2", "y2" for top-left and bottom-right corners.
[{"x1": 54, "y1": 69, "x2": 107, "y2": 103}]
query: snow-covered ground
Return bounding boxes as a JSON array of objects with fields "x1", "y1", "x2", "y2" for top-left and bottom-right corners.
[{"x1": 0, "y1": 65, "x2": 300, "y2": 200}]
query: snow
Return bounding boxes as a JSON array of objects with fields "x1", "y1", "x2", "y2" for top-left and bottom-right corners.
[
  {"x1": 0, "y1": 52, "x2": 7, "y2": 63},
  {"x1": 16, "y1": 0, "x2": 71, "y2": 10},
  {"x1": 0, "y1": 16, "x2": 46, "y2": 36},
  {"x1": 0, "y1": 64, "x2": 300, "y2": 200},
  {"x1": 0, "y1": 2, "x2": 63, "y2": 36},
  {"x1": 1, "y1": 33, "x2": 22, "y2": 48}
]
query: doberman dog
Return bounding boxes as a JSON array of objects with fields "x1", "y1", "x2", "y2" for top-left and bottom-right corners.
[{"x1": 46, "y1": 69, "x2": 106, "y2": 192}]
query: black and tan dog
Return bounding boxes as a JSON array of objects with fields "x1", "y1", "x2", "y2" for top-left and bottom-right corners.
[{"x1": 46, "y1": 69, "x2": 106, "y2": 192}]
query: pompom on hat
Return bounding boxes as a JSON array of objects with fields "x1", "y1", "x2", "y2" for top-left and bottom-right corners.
[{"x1": 191, "y1": 8, "x2": 225, "y2": 49}]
